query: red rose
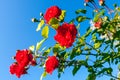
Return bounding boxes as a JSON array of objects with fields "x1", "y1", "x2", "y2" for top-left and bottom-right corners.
[
  {"x1": 9, "y1": 63, "x2": 27, "y2": 78},
  {"x1": 45, "y1": 56, "x2": 59, "y2": 74},
  {"x1": 44, "y1": 6, "x2": 61, "y2": 23},
  {"x1": 10, "y1": 49, "x2": 36, "y2": 78},
  {"x1": 94, "y1": 21, "x2": 102, "y2": 29},
  {"x1": 15, "y1": 49, "x2": 33, "y2": 67},
  {"x1": 54, "y1": 23, "x2": 77, "y2": 48}
]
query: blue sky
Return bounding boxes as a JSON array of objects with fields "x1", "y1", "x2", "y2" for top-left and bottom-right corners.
[{"x1": 0, "y1": 0, "x2": 120, "y2": 80}]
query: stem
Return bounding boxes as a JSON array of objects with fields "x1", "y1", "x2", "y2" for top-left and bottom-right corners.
[
  {"x1": 91, "y1": 1, "x2": 98, "y2": 11},
  {"x1": 104, "y1": 74, "x2": 120, "y2": 80},
  {"x1": 85, "y1": 42, "x2": 101, "y2": 55},
  {"x1": 37, "y1": 56, "x2": 46, "y2": 59},
  {"x1": 105, "y1": 30, "x2": 115, "y2": 52},
  {"x1": 81, "y1": 52, "x2": 97, "y2": 56}
]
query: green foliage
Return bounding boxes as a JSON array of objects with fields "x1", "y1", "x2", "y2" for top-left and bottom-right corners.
[
  {"x1": 29, "y1": 45, "x2": 35, "y2": 52},
  {"x1": 75, "y1": 9, "x2": 87, "y2": 14},
  {"x1": 86, "y1": 73, "x2": 96, "y2": 80},
  {"x1": 42, "y1": 47, "x2": 51, "y2": 56},
  {"x1": 36, "y1": 39, "x2": 46, "y2": 51},
  {"x1": 94, "y1": 40, "x2": 102, "y2": 49},
  {"x1": 40, "y1": 71, "x2": 47, "y2": 80},
  {"x1": 36, "y1": 19, "x2": 44, "y2": 31},
  {"x1": 59, "y1": 10, "x2": 66, "y2": 22},
  {"x1": 93, "y1": 10, "x2": 105, "y2": 22},
  {"x1": 41, "y1": 26, "x2": 49, "y2": 38},
  {"x1": 70, "y1": 48, "x2": 81, "y2": 60},
  {"x1": 97, "y1": 67, "x2": 113, "y2": 75},
  {"x1": 76, "y1": 16, "x2": 89, "y2": 23},
  {"x1": 72, "y1": 64, "x2": 81, "y2": 76},
  {"x1": 49, "y1": 18, "x2": 59, "y2": 29},
  {"x1": 13, "y1": 1, "x2": 120, "y2": 80}
]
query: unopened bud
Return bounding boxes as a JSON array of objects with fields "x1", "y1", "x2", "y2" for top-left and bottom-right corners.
[
  {"x1": 12, "y1": 56, "x2": 15, "y2": 59},
  {"x1": 40, "y1": 12, "x2": 43, "y2": 16},
  {"x1": 31, "y1": 18, "x2": 36, "y2": 22},
  {"x1": 31, "y1": 18, "x2": 39, "y2": 22}
]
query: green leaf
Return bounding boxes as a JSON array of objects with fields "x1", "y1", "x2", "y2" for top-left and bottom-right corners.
[
  {"x1": 41, "y1": 26, "x2": 49, "y2": 38},
  {"x1": 36, "y1": 19, "x2": 44, "y2": 31},
  {"x1": 94, "y1": 41, "x2": 102, "y2": 49},
  {"x1": 84, "y1": 29, "x2": 92, "y2": 37},
  {"x1": 69, "y1": 19, "x2": 75, "y2": 24},
  {"x1": 86, "y1": 74, "x2": 96, "y2": 80},
  {"x1": 40, "y1": 47, "x2": 46, "y2": 52},
  {"x1": 75, "y1": 9, "x2": 86, "y2": 14},
  {"x1": 93, "y1": 10, "x2": 105, "y2": 22},
  {"x1": 59, "y1": 10, "x2": 66, "y2": 22},
  {"x1": 97, "y1": 68, "x2": 113, "y2": 75},
  {"x1": 72, "y1": 65, "x2": 81, "y2": 76},
  {"x1": 70, "y1": 48, "x2": 81, "y2": 60},
  {"x1": 53, "y1": 43, "x2": 66, "y2": 53},
  {"x1": 76, "y1": 16, "x2": 89, "y2": 23},
  {"x1": 36, "y1": 39, "x2": 46, "y2": 51},
  {"x1": 118, "y1": 64, "x2": 120, "y2": 70},
  {"x1": 42, "y1": 47, "x2": 51, "y2": 56},
  {"x1": 49, "y1": 18, "x2": 59, "y2": 29},
  {"x1": 40, "y1": 71, "x2": 47, "y2": 80},
  {"x1": 29, "y1": 45, "x2": 35, "y2": 51},
  {"x1": 113, "y1": 4, "x2": 117, "y2": 8},
  {"x1": 92, "y1": 33, "x2": 97, "y2": 42}
]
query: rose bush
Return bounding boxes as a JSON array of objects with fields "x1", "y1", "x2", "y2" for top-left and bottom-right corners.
[{"x1": 10, "y1": 0, "x2": 120, "y2": 80}]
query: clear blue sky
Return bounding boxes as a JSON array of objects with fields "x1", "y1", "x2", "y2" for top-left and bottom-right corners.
[{"x1": 0, "y1": 0, "x2": 120, "y2": 80}]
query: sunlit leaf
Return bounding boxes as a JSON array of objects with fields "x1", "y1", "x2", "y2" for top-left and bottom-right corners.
[
  {"x1": 93, "y1": 10, "x2": 105, "y2": 22},
  {"x1": 40, "y1": 71, "x2": 47, "y2": 80},
  {"x1": 49, "y1": 18, "x2": 59, "y2": 29},
  {"x1": 76, "y1": 16, "x2": 90, "y2": 23},
  {"x1": 84, "y1": 29, "x2": 92, "y2": 37},
  {"x1": 86, "y1": 74, "x2": 96, "y2": 80},
  {"x1": 36, "y1": 19, "x2": 44, "y2": 31},
  {"x1": 36, "y1": 39, "x2": 46, "y2": 51},
  {"x1": 75, "y1": 9, "x2": 86, "y2": 14},
  {"x1": 94, "y1": 41, "x2": 102, "y2": 49},
  {"x1": 29, "y1": 45, "x2": 35, "y2": 51},
  {"x1": 41, "y1": 26, "x2": 49, "y2": 38},
  {"x1": 59, "y1": 10, "x2": 66, "y2": 22},
  {"x1": 42, "y1": 47, "x2": 51, "y2": 56},
  {"x1": 72, "y1": 65, "x2": 81, "y2": 76}
]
